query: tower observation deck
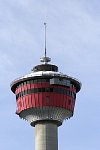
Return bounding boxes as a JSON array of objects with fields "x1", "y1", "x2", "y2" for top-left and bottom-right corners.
[
  {"x1": 11, "y1": 56, "x2": 81, "y2": 150},
  {"x1": 10, "y1": 24, "x2": 81, "y2": 150}
]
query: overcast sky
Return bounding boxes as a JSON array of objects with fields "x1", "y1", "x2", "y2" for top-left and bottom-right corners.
[{"x1": 0, "y1": 0, "x2": 100, "y2": 150}]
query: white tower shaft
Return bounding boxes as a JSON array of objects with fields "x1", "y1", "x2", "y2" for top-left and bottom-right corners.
[{"x1": 35, "y1": 122, "x2": 58, "y2": 150}]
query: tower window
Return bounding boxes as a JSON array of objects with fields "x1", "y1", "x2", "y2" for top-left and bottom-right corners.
[
  {"x1": 45, "y1": 88, "x2": 50, "y2": 92},
  {"x1": 34, "y1": 80, "x2": 37, "y2": 84}
]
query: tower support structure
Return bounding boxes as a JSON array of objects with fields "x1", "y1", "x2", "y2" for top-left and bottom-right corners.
[{"x1": 35, "y1": 121, "x2": 58, "y2": 150}]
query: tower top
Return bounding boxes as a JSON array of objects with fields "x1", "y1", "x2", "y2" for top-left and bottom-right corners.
[
  {"x1": 40, "y1": 22, "x2": 51, "y2": 64},
  {"x1": 44, "y1": 22, "x2": 47, "y2": 58}
]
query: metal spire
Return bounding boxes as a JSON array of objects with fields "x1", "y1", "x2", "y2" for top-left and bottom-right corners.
[
  {"x1": 44, "y1": 22, "x2": 47, "y2": 57},
  {"x1": 40, "y1": 22, "x2": 51, "y2": 64}
]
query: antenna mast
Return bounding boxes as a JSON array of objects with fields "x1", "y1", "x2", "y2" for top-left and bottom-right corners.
[
  {"x1": 44, "y1": 22, "x2": 47, "y2": 57},
  {"x1": 40, "y1": 22, "x2": 51, "y2": 64}
]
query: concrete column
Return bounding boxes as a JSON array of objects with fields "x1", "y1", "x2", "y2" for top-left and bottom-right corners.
[{"x1": 35, "y1": 122, "x2": 58, "y2": 150}]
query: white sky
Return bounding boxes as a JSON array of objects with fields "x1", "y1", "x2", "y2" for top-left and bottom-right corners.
[{"x1": 0, "y1": 0, "x2": 100, "y2": 150}]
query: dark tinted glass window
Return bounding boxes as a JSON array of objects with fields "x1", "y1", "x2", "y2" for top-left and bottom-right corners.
[
  {"x1": 30, "y1": 80, "x2": 33, "y2": 84},
  {"x1": 21, "y1": 91, "x2": 23, "y2": 97},
  {"x1": 27, "y1": 81, "x2": 30, "y2": 84},
  {"x1": 34, "y1": 88, "x2": 38, "y2": 93},
  {"x1": 45, "y1": 79, "x2": 49, "y2": 82},
  {"x1": 23, "y1": 81, "x2": 27, "y2": 85},
  {"x1": 41, "y1": 79, "x2": 46, "y2": 82},
  {"x1": 31, "y1": 88, "x2": 34, "y2": 93},
  {"x1": 24, "y1": 90, "x2": 28, "y2": 95},
  {"x1": 18, "y1": 84, "x2": 21, "y2": 88},
  {"x1": 27, "y1": 89, "x2": 31, "y2": 94},
  {"x1": 34, "y1": 80, "x2": 37, "y2": 84},
  {"x1": 50, "y1": 88, "x2": 53, "y2": 92},
  {"x1": 38, "y1": 79, "x2": 42, "y2": 83},
  {"x1": 57, "y1": 88, "x2": 59, "y2": 93},
  {"x1": 64, "y1": 90, "x2": 66, "y2": 94},
  {"x1": 53, "y1": 88, "x2": 56, "y2": 92},
  {"x1": 38, "y1": 88, "x2": 42, "y2": 92},
  {"x1": 66, "y1": 90, "x2": 69, "y2": 95},
  {"x1": 45, "y1": 88, "x2": 50, "y2": 92},
  {"x1": 42, "y1": 88, "x2": 45, "y2": 92},
  {"x1": 20, "y1": 83, "x2": 23, "y2": 86}
]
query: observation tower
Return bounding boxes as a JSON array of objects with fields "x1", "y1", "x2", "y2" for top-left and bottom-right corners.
[{"x1": 10, "y1": 23, "x2": 81, "y2": 150}]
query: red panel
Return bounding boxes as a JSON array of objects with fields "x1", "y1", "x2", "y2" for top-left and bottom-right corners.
[
  {"x1": 66, "y1": 96, "x2": 68, "y2": 109},
  {"x1": 27, "y1": 84, "x2": 31, "y2": 89},
  {"x1": 62, "y1": 94, "x2": 65, "y2": 108},
  {"x1": 28, "y1": 94, "x2": 32, "y2": 108},
  {"x1": 50, "y1": 93, "x2": 54, "y2": 106},
  {"x1": 68, "y1": 98, "x2": 71, "y2": 111},
  {"x1": 56, "y1": 93, "x2": 59, "y2": 107},
  {"x1": 48, "y1": 94, "x2": 52, "y2": 106},
  {"x1": 17, "y1": 88, "x2": 20, "y2": 94},
  {"x1": 68, "y1": 97, "x2": 72, "y2": 111},
  {"x1": 72, "y1": 98, "x2": 74, "y2": 111},
  {"x1": 18, "y1": 84, "x2": 31, "y2": 92},
  {"x1": 57, "y1": 93, "x2": 61, "y2": 107},
  {"x1": 49, "y1": 93, "x2": 54, "y2": 106},
  {"x1": 63, "y1": 94, "x2": 66, "y2": 108},
  {"x1": 36, "y1": 84, "x2": 41, "y2": 89},
  {"x1": 23, "y1": 96, "x2": 27, "y2": 109},
  {"x1": 42, "y1": 93, "x2": 45, "y2": 106},
  {"x1": 69, "y1": 87, "x2": 73, "y2": 92},
  {"x1": 63, "y1": 100, "x2": 66, "y2": 109},
  {"x1": 53, "y1": 93, "x2": 57, "y2": 107},
  {"x1": 25, "y1": 95, "x2": 29, "y2": 109},
  {"x1": 23, "y1": 96, "x2": 26, "y2": 110},
  {"x1": 15, "y1": 89, "x2": 18, "y2": 95},
  {"x1": 64, "y1": 97, "x2": 68, "y2": 108},
  {"x1": 34, "y1": 84, "x2": 38, "y2": 88},
  {"x1": 71, "y1": 98, "x2": 75, "y2": 112},
  {"x1": 64, "y1": 94, "x2": 67, "y2": 108},
  {"x1": 46, "y1": 93, "x2": 52, "y2": 106},
  {"x1": 60, "y1": 94, "x2": 64, "y2": 108},
  {"x1": 17, "y1": 98, "x2": 22, "y2": 113},
  {"x1": 38, "y1": 93, "x2": 43, "y2": 106},
  {"x1": 16, "y1": 100, "x2": 20, "y2": 113},
  {"x1": 30, "y1": 83, "x2": 49, "y2": 89},
  {"x1": 46, "y1": 92, "x2": 51, "y2": 106},
  {"x1": 18, "y1": 87, "x2": 21, "y2": 93},
  {"x1": 17, "y1": 99, "x2": 21, "y2": 112},
  {"x1": 56, "y1": 93, "x2": 60, "y2": 107},
  {"x1": 34, "y1": 94, "x2": 39, "y2": 107},
  {"x1": 69, "y1": 98, "x2": 72, "y2": 111},
  {"x1": 72, "y1": 87, "x2": 76, "y2": 92},
  {"x1": 55, "y1": 93, "x2": 58, "y2": 107},
  {"x1": 23, "y1": 85, "x2": 28, "y2": 91},
  {"x1": 62, "y1": 95, "x2": 66, "y2": 108},
  {"x1": 31, "y1": 94, "x2": 35, "y2": 107},
  {"x1": 66, "y1": 95, "x2": 68, "y2": 109},
  {"x1": 54, "y1": 93, "x2": 57, "y2": 107},
  {"x1": 21, "y1": 86, "x2": 25, "y2": 92},
  {"x1": 20, "y1": 97, "x2": 24, "y2": 111},
  {"x1": 43, "y1": 93, "x2": 47, "y2": 106},
  {"x1": 45, "y1": 93, "x2": 49, "y2": 106},
  {"x1": 31, "y1": 84, "x2": 34, "y2": 89}
]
